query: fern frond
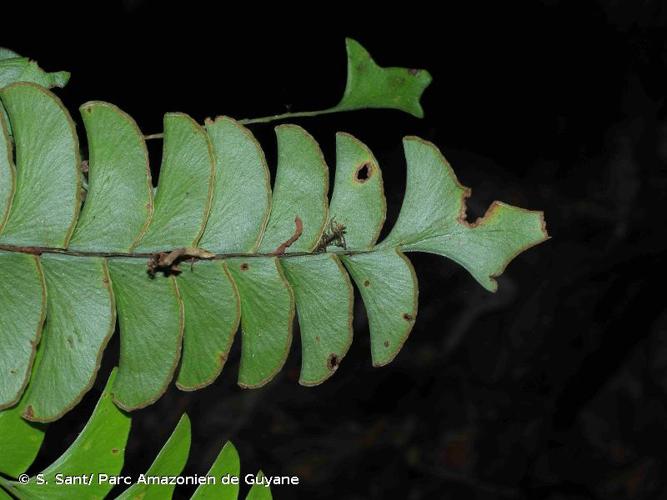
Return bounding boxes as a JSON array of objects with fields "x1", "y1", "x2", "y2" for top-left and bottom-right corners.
[
  {"x1": 0, "y1": 370, "x2": 272, "y2": 500},
  {"x1": 0, "y1": 46, "x2": 548, "y2": 421}
]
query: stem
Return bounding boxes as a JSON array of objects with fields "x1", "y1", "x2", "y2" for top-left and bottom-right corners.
[
  {"x1": 0, "y1": 244, "x2": 373, "y2": 260},
  {"x1": 144, "y1": 132, "x2": 164, "y2": 140},
  {"x1": 144, "y1": 106, "x2": 347, "y2": 140},
  {"x1": 238, "y1": 106, "x2": 343, "y2": 125}
]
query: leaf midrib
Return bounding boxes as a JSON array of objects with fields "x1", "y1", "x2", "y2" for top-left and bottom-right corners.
[{"x1": 0, "y1": 244, "x2": 380, "y2": 260}]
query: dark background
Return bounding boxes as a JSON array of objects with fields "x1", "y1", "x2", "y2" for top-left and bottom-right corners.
[{"x1": 4, "y1": 1, "x2": 667, "y2": 498}]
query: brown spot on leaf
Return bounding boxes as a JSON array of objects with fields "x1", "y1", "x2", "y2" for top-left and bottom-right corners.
[
  {"x1": 315, "y1": 336, "x2": 320, "y2": 343},
  {"x1": 327, "y1": 354, "x2": 340, "y2": 370},
  {"x1": 364, "y1": 280, "x2": 370, "y2": 287},
  {"x1": 111, "y1": 448, "x2": 119, "y2": 454},
  {"x1": 240, "y1": 263, "x2": 249, "y2": 271},
  {"x1": 403, "y1": 313, "x2": 414, "y2": 321},
  {"x1": 408, "y1": 68, "x2": 421, "y2": 76},
  {"x1": 354, "y1": 162, "x2": 372, "y2": 183},
  {"x1": 384, "y1": 340, "x2": 390, "y2": 347},
  {"x1": 10, "y1": 369, "x2": 16, "y2": 374},
  {"x1": 219, "y1": 352, "x2": 227, "y2": 363},
  {"x1": 271, "y1": 216, "x2": 303, "y2": 255},
  {"x1": 24, "y1": 405, "x2": 34, "y2": 419}
]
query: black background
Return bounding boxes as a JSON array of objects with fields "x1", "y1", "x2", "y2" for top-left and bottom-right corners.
[{"x1": 4, "y1": 1, "x2": 667, "y2": 498}]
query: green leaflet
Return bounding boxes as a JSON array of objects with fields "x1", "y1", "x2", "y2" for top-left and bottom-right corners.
[
  {"x1": 0, "y1": 49, "x2": 68, "y2": 139},
  {"x1": 117, "y1": 415, "x2": 191, "y2": 500},
  {"x1": 4, "y1": 369, "x2": 131, "y2": 500},
  {"x1": 133, "y1": 113, "x2": 214, "y2": 252},
  {"x1": 342, "y1": 249, "x2": 418, "y2": 367},
  {"x1": 328, "y1": 133, "x2": 386, "y2": 249},
  {"x1": 0, "y1": 57, "x2": 69, "y2": 90},
  {"x1": 0, "y1": 49, "x2": 18, "y2": 140},
  {"x1": 246, "y1": 473, "x2": 273, "y2": 500},
  {"x1": 227, "y1": 257, "x2": 295, "y2": 388},
  {"x1": 281, "y1": 254, "x2": 354, "y2": 385},
  {"x1": 0, "y1": 83, "x2": 80, "y2": 248},
  {"x1": 0, "y1": 48, "x2": 70, "y2": 216},
  {"x1": 199, "y1": 117, "x2": 271, "y2": 252},
  {"x1": 379, "y1": 137, "x2": 548, "y2": 291},
  {"x1": 69, "y1": 102, "x2": 153, "y2": 252},
  {"x1": 108, "y1": 259, "x2": 183, "y2": 411},
  {"x1": 334, "y1": 38, "x2": 432, "y2": 118},
  {"x1": 258, "y1": 125, "x2": 328, "y2": 253},
  {"x1": 0, "y1": 252, "x2": 45, "y2": 409},
  {"x1": 0, "y1": 392, "x2": 45, "y2": 478},
  {"x1": 176, "y1": 261, "x2": 240, "y2": 391},
  {"x1": 191, "y1": 441, "x2": 240, "y2": 500},
  {"x1": 0, "y1": 111, "x2": 14, "y2": 230},
  {"x1": 21, "y1": 255, "x2": 115, "y2": 422}
]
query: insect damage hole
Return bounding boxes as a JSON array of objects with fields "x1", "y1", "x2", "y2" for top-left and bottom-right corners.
[
  {"x1": 354, "y1": 162, "x2": 372, "y2": 183},
  {"x1": 327, "y1": 353, "x2": 340, "y2": 371}
]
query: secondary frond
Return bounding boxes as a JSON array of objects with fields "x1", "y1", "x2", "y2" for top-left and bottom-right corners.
[{"x1": 0, "y1": 370, "x2": 273, "y2": 500}]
